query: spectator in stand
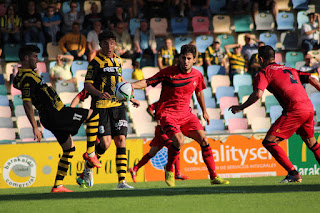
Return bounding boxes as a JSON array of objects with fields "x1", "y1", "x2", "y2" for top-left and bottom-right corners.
[
  {"x1": 87, "y1": 21, "x2": 102, "y2": 62},
  {"x1": 50, "y1": 54, "x2": 76, "y2": 84},
  {"x1": 83, "y1": 2, "x2": 104, "y2": 35},
  {"x1": 134, "y1": 19, "x2": 157, "y2": 57},
  {"x1": 225, "y1": 43, "x2": 248, "y2": 83},
  {"x1": 204, "y1": 37, "x2": 226, "y2": 67},
  {"x1": 241, "y1": 34, "x2": 260, "y2": 62},
  {"x1": 157, "y1": 37, "x2": 178, "y2": 70},
  {"x1": 252, "y1": 0, "x2": 278, "y2": 21},
  {"x1": 0, "y1": 4, "x2": 22, "y2": 44},
  {"x1": 23, "y1": 0, "x2": 46, "y2": 49},
  {"x1": 301, "y1": 13, "x2": 320, "y2": 54},
  {"x1": 190, "y1": 40, "x2": 203, "y2": 67},
  {"x1": 101, "y1": 0, "x2": 117, "y2": 19},
  {"x1": 142, "y1": 0, "x2": 167, "y2": 20},
  {"x1": 62, "y1": 1, "x2": 84, "y2": 34},
  {"x1": 188, "y1": 0, "x2": 210, "y2": 18},
  {"x1": 59, "y1": 22, "x2": 87, "y2": 60},
  {"x1": 132, "y1": 0, "x2": 144, "y2": 18},
  {"x1": 109, "y1": 5, "x2": 129, "y2": 31},
  {"x1": 132, "y1": 61, "x2": 144, "y2": 80},
  {"x1": 42, "y1": 5, "x2": 61, "y2": 45},
  {"x1": 112, "y1": 21, "x2": 134, "y2": 59},
  {"x1": 299, "y1": 54, "x2": 320, "y2": 80},
  {"x1": 248, "y1": 41, "x2": 265, "y2": 77}
]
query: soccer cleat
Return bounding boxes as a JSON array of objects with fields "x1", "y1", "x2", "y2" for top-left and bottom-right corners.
[
  {"x1": 129, "y1": 167, "x2": 137, "y2": 183},
  {"x1": 280, "y1": 173, "x2": 302, "y2": 183},
  {"x1": 76, "y1": 162, "x2": 94, "y2": 188},
  {"x1": 117, "y1": 181, "x2": 134, "y2": 189},
  {"x1": 175, "y1": 173, "x2": 190, "y2": 180},
  {"x1": 211, "y1": 176, "x2": 230, "y2": 185},
  {"x1": 164, "y1": 166, "x2": 175, "y2": 187},
  {"x1": 51, "y1": 185, "x2": 73, "y2": 193},
  {"x1": 83, "y1": 152, "x2": 102, "y2": 168}
]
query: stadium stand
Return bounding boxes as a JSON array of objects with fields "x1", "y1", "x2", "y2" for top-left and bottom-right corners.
[
  {"x1": 216, "y1": 86, "x2": 234, "y2": 104},
  {"x1": 310, "y1": 93, "x2": 320, "y2": 110},
  {"x1": 129, "y1": 18, "x2": 141, "y2": 36},
  {"x1": 270, "y1": 105, "x2": 283, "y2": 123},
  {"x1": 205, "y1": 119, "x2": 225, "y2": 133},
  {"x1": 245, "y1": 106, "x2": 266, "y2": 125},
  {"x1": 150, "y1": 18, "x2": 168, "y2": 36},
  {"x1": 147, "y1": 87, "x2": 161, "y2": 104},
  {"x1": 0, "y1": 117, "x2": 13, "y2": 128},
  {"x1": 0, "y1": 84, "x2": 7, "y2": 95},
  {"x1": 193, "y1": 66, "x2": 204, "y2": 76},
  {"x1": 40, "y1": 72, "x2": 50, "y2": 83},
  {"x1": 251, "y1": 117, "x2": 271, "y2": 132},
  {"x1": 13, "y1": 95, "x2": 23, "y2": 107},
  {"x1": 237, "y1": 33, "x2": 256, "y2": 46},
  {"x1": 209, "y1": 0, "x2": 226, "y2": 14},
  {"x1": 234, "y1": 14, "x2": 253, "y2": 33},
  {"x1": 259, "y1": 32, "x2": 278, "y2": 50},
  {"x1": 134, "y1": 89, "x2": 146, "y2": 100},
  {"x1": 59, "y1": 92, "x2": 78, "y2": 104},
  {"x1": 233, "y1": 74, "x2": 253, "y2": 92},
  {"x1": 276, "y1": 12, "x2": 295, "y2": 31},
  {"x1": 211, "y1": 75, "x2": 231, "y2": 93},
  {"x1": 17, "y1": 116, "x2": 33, "y2": 129},
  {"x1": 62, "y1": 1, "x2": 80, "y2": 14},
  {"x1": 55, "y1": 81, "x2": 76, "y2": 94},
  {"x1": 0, "y1": 128, "x2": 16, "y2": 142},
  {"x1": 207, "y1": 65, "x2": 225, "y2": 82},
  {"x1": 71, "y1": 60, "x2": 89, "y2": 77},
  {"x1": 122, "y1": 68, "x2": 134, "y2": 80},
  {"x1": 316, "y1": 104, "x2": 320, "y2": 123},
  {"x1": 47, "y1": 42, "x2": 64, "y2": 61},
  {"x1": 224, "y1": 108, "x2": 243, "y2": 126},
  {"x1": 213, "y1": 15, "x2": 232, "y2": 34},
  {"x1": 14, "y1": 105, "x2": 26, "y2": 117},
  {"x1": 275, "y1": 52, "x2": 283, "y2": 63},
  {"x1": 0, "y1": 106, "x2": 11, "y2": 117},
  {"x1": 255, "y1": 12, "x2": 275, "y2": 31},
  {"x1": 196, "y1": 35, "x2": 213, "y2": 53},
  {"x1": 0, "y1": 95, "x2": 9, "y2": 106},
  {"x1": 142, "y1": 66, "x2": 159, "y2": 79},
  {"x1": 175, "y1": 36, "x2": 193, "y2": 53},
  {"x1": 4, "y1": 43, "x2": 21, "y2": 62},
  {"x1": 122, "y1": 58, "x2": 133, "y2": 69},
  {"x1": 276, "y1": 0, "x2": 291, "y2": 11},
  {"x1": 217, "y1": 34, "x2": 235, "y2": 52},
  {"x1": 83, "y1": 0, "x2": 102, "y2": 15},
  {"x1": 228, "y1": 118, "x2": 248, "y2": 133},
  {"x1": 192, "y1": 16, "x2": 210, "y2": 35},
  {"x1": 171, "y1": 17, "x2": 188, "y2": 35},
  {"x1": 280, "y1": 31, "x2": 299, "y2": 50},
  {"x1": 220, "y1": 96, "x2": 238, "y2": 115},
  {"x1": 297, "y1": 11, "x2": 309, "y2": 29},
  {"x1": 19, "y1": 127, "x2": 34, "y2": 142},
  {"x1": 238, "y1": 85, "x2": 253, "y2": 104},
  {"x1": 265, "y1": 95, "x2": 280, "y2": 113},
  {"x1": 0, "y1": 74, "x2": 4, "y2": 85},
  {"x1": 292, "y1": 0, "x2": 309, "y2": 10},
  {"x1": 285, "y1": 51, "x2": 304, "y2": 68}
]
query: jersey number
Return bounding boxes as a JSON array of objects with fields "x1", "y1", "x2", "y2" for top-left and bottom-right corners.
[{"x1": 282, "y1": 69, "x2": 297, "y2": 84}]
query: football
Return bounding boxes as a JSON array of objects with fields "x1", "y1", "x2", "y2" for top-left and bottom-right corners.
[{"x1": 115, "y1": 82, "x2": 133, "y2": 101}]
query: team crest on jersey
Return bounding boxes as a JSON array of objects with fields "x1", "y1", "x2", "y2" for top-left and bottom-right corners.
[
  {"x1": 88, "y1": 65, "x2": 93, "y2": 70},
  {"x1": 193, "y1": 81, "x2": 197, "y2": 87},
  {"x1": 115, "y1": 120, "x2": 128, "y2": 130}
]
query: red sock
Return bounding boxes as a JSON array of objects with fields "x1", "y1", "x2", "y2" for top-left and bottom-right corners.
[
  {"x1": 201, "y1": 145, "x2": 217, "y2": 179},
  {"x1": 134, "y1": 153, "x2": 151, "y2": 172},
  {"x1": 174, "y1": 156, "x2": 181, "y2": 176},
  {"x1": 166, "y1": 143, "x2": 180, "y2": 172},
  {"x1": 310, "y1": 142, "x2": 320, "y2": 165},
  {"x1": 263, "y1": 140, "x2": 295, "y2": 172}
]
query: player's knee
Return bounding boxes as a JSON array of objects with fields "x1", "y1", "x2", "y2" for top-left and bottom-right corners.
[
  {"x1": 95, "y1": 143, "x2": 106, "y2": 155},
  {"x1": 262, "y1": 140, "x2": 273, "y2": 147}
]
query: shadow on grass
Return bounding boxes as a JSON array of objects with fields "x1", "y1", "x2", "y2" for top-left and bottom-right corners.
[{"x1": 2, "y1": 184, "x2": 320, "y2": 201}]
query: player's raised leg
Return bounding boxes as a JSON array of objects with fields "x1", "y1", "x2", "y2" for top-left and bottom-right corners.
[{"x1": 174, "y1": 156, "x2": 189, "y2": 180}]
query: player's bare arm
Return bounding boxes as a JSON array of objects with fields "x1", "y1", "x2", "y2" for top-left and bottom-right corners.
[
  {"x1": 131, "y1": 79, "x2": 148, "y2": 89},
  {"x1": 70, "y1": 96, "x2": 80, "y2": 108},
  {"x1": 195, "y1": 90, "x2": 210, "y2": 124},
  {"x1": 229, "y1": 89, "x2": 263, "y2": 114},
  {"x1": 84, "y1": 82, "x2": 111, "y2": 99},
  {"x1": 309, "y1": 75, "x2": 320, "y2": 91},
  {"x1": 23, "y1": 101, "x2": 42, "y2": 142}
]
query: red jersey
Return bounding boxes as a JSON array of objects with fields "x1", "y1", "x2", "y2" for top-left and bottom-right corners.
[
  {"x1": 146, "y1": 66, "x2": 206, "y2": 118},
  {"x1": 253, "y1": 63, "x2": 313, "y2": 112},
  {"x1": 77, "y1": 89, "x2": 89, "y2": 101},
  {"x1": 148, "y1": 101, "x2": 158, "y2": 112}
]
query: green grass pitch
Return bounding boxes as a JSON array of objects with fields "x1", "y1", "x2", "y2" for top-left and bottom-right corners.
[{"x1": 1, "y1": 176, "x2": 320, "y2": 213}]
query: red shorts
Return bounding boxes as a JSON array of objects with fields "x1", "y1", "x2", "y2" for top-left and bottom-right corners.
[
  {"x1": 150, "y1": 125, "x2": 171, "y2": 147},
  {"x1": 268, "y1": 110, "x2": 315, "y2": 139},
  {"x1": 160, "y1": 112, "x2": 203, "y2": 139}
]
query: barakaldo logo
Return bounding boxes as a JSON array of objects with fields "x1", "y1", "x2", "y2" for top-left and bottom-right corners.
[{"x1": 3, "y1": 155, "x2": 36, "y2": 187}]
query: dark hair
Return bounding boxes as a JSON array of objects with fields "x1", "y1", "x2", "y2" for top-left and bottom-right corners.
[
  {"x1": 98, "y1": 30, "x2": 116, "y2": 42},
  {"x1": 72, "y1": 22, "x2": 80, "y2": 27},
  {"x1": 180, "y1": 44, "x2": 197, "y2": 58},
  {"x1": 19, "y1": 45, "x2": 40, "y2": 61},
  {"x1": 258, "y1": 45, "x2": 275, "y2": 60},
  {"x1": 47, "y1": 5, "x2": 55, "y2": 11},
  {"x1": 6, "y1": 4, "x2": 15, "y2": 15},
  {"x1": 132, "y1": 60, "x2": 140, "y2": 68}
]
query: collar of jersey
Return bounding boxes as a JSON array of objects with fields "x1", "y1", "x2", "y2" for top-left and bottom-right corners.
[
  {"x1": 98, "y1": 52, "x2": 118, "y2": 60},
  {"x1": 18, "y1": 68, "x2": 34, "y2": 73}
]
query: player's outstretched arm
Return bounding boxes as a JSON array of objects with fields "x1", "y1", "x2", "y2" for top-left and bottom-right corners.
[
  {"x1": 23, "y1": 101, "x2": 42, "y2": 142},
  {"x1": 132, "y1": 79, "x2": 148, "y2": 89},
  {"x1": 70, "y1": 96, "x2": 80, "y2": 108},
  {"x1": 229, "y1": 89, "x2": 263, "y2": 114},
  {"x1": 309, "y1": 75, "x2": 320, "y2": 92},
  {"x1": 130, "y1": 98, "x2": 140, "y2": 108},
  {"x1": 195, "y1": 90, "x2": 210, "y2": 124},
  {"x1": 84, "y1": 82, "x2": 111, "y2": 99}
]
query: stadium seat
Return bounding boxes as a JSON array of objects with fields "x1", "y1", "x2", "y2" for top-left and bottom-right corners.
[
  {"x1": 71, "y1": 60, "x2": 89, "y2": 77},
  {"x1": 220, "y1": 96, "x2": 238, "y2": 115},
  {"x1": 122, "y1": 58, "x2": 133, "y2": 69},
  {"x1": 0, "y1": 95, "x2": 9, "y2": 106},
  {"x1": 205, "y1": 119, "x2": 225, "y2": 133},
  {"x1": 233, "y1": 74, "x2": 252, "y2": 92},
  {"x1": 216, "y1": 86, "x2": 234, "y2": 104},
  {"x1": 0, "y1": 85, "x2": 7, "y2": 95},
  {"x1": 310, "y1": 93, "x2": 320, "y2": 110},
  {"x1": 265, "y1": 95, "x2": 280, "y2": 113},
  {"x1": 292, "y1": 0, "x2": 309, "y2": 10},
  {"x1": 0, "y1": 128, "x2": 16, "y2": 142},
  {"x1": 213, "y1": 15, "x2": 231, "y2": 34},
  {"x1": 196, "y1": 35, "x2": 213, "y2": 53},
  {"x1": 14, "y1": 105, "x2": 26, "y2": 117},
  {"x1": 228, "y1": 118, "x2": 248, "y2": 133},
  {"x1": 36, "y1": 62, "x2": 47, "y2": 73},
  {"x1": 77, "y1": 81, "x2": 84, "y2": 92},
  {"x1": 171, "y1": 17, "x2": 188, "y2": 35},
  {"x1": 251, "y1": 117, "x2": 271, "y2": 132},
  {"x1": 204, "y1": 96, "x2": 216, "y2": 108},
  {"x1": 0, "y1": 117, "x2": 13, "y2": 128},
  {"x1": 134, "y1": 89, "x2": 146, "y2": 100},
  {"x1": 217, "y1": 34, "x2": 235, "y2": 52},
  {"x1": 316, "y1": 104, "x2": 320, "y2": 123},
  {"x1": 275, "y1": 53, "x2": 283, "y2": 63},
  {"x1": 238, "y1": 85, "x2": 253, "y2": 103},
  {"x1": 0, "y1": 74, "x2": 4, "y2": 85},
  {"x1": 242, "y1": 95, "x2": 262, "y2": 112},
  {"x1": 73, "y1": 125, "x2": 86, "y2": 139},
  {"x1": 43, "y1": 127, "x2": 56, "y2": 141},
  {"x1": 83, "y1": 0, "x2": 102, "y2": 15},
  {"x1": 147, "y1": 87, "x2": 161, "y2": 104},
  {"x1": 142, "y1": 66, "x2": 159, "y2": 79},
  {"x1": 17, "y1": 116, "x2": 33, "y2": 129},
  {"x1": 13, "y1": 95, "x2": 23, "y2": 107},
  {"x1": 47, "y1": 42, "x2": 63, "y2": 61},
  {"x1": 270, "y1": 105, "x2": 283, "y2": 123},
  {"x1": 211, "y1": 75, "x2": 230, "y2": 93},
  {"x1": 285, "y1": 51, "x2": 304, "y2": 68},
  {"x1": 200, "y1": 108, "x2": 221, "y2": 126},
  {"x1": 11, "y1": 84, "x2": 21, "y2": 97},
  {"x1": 19, "y1": 127, "x2": 34, "y2": 142},
  {"x1": 280, "y1": 31, "x2": 299, "y2": 50},
  {"x1": 297, "y1": 11, "x2": 309, "y2": 29},
  {"x1": 234, "y1": 14, "x2": 253, "y2": 32},
  {"x1": 55, "y1": 81, "x2": 76, "y2": 94},
  {"x1": 276, "y1": 12, "x2": 295, "y2": 31},
  {"x1": 209, "y1": 0, "x2": 226, "y2": 14},
  {"x1": 0, "y1": 106, "x2": 11, "y2": 117},
  {"x1": 40, "y1": 72, "x2": 50, "y2": 83},
  {"x1": 192, "y1": 16, "x2": 210, "y2": 35},
  {"x1": 224, "y1": 108, "x2": 243, "y2": 125},
  {"x1": 129, "y1": 18, "x2": 141, "y2": 36},
  {"x1": 62, "y1": 1, "x2": 80, "y2": 14},
  {"x1": 82, "y1": 95, "x2": 92, "y2": 109},
  {"x1": 207, "y1": 65, "x2": 225, "y2": 82},
  {"x1": 150, "y1": 18, "x2": 168, "y2": 36},
  {"x1": 255, "y1": 12, "x2": 275, "y2": 31},
  {"x1": 175, "y1": 36, "x2": 192, "y2": 53},
  {"x1": 193, "y1": 66, "x2": 204, "y2": 76},
  {"x1": 261, "y1": 89, "x2": 273, "y2": 103},
  {"x1": 246, "y1": 106, "x2": 266, "y2": 125},
  {"x1": 4, "y1": 43, "x2": 21, "y2": 61},
  {"x1": 295, "y1": 61, "x2": 305, "y2": 70},
  {"x1": 75, "y1": 70, "x2": 86, "y2": 86},
  {"x1": 259, "y1": 32, "x2": 277, "y2": 50},
  {"x1": 140, "y1": 57, "x2": 155, "y2": 68},
  {"x1": 49, "y1": 61, "x2": 57, "y2": 69},
  {"x1": 59, "y1": 92, "x2": 78, "y2": 104},
  {"x1": 122, "y1": 68, "x2": 134, "y2": 80},
  {"x1": 276, "y1": 0, "x2": 291, "y2": 11}
]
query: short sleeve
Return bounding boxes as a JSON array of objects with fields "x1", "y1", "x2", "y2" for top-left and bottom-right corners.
[
  {"x1": 146, "y1": 69, "x2": 165, "y2": 87},
  {"x1": 85, "y1": 61, "x2": 98, "y2": 84},
  {"x1": 227, "y1": 52, "x2": 232, "y2": 58},
  {"x1": 195, "y1": 71, "x2": 206, "y2": 93},
  {"x1": 77, "y1": 89, "x2": 89, "y2": 101},
  {"x1": 253, "y1": 70, "x2": 268, "y2": 91},
  {"x1": 298, "y1": 71, "x2": 311, "y2": 84}
]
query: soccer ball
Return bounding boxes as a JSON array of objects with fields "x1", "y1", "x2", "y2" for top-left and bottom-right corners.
[{"x1": 115, "y1": 82, "x2": 133, "y2": 101}]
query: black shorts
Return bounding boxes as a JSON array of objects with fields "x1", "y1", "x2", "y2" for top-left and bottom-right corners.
[
  {"x1": 96, "y1": 106, "x2": 128, "y2": 137},
  {"x1": 40, "y1": 107, "x2": 89, "y2": 144}
]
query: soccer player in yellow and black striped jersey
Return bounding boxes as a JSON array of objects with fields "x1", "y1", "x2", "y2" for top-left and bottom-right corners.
[
  {"x1": 204, "y1": 38, "x2": 225, "y2": 67},
  {"x1": 157, "y1": 37, "x2": 178, "y2": 70},
  {"x1": 79, "y1": 30, "x2": 140, "y2": 189},
  {"x1": 13, "y1": 45, "x2": 100, "y2": 193}
]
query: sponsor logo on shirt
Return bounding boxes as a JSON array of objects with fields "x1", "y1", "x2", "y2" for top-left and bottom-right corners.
[{"x1": 103, "y1": 67, "x2": 119, "y2": 73}]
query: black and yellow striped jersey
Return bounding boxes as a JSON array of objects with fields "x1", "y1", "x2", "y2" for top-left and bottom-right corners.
[
  {"x1": 227, "y1": 52, "x2": 247, "y2": 71},
  {"x1": 13, "y1": 68, "x2": 64, "y2": 113},
  {"x1": 85, "y1": 52, "x2": 124, "y2": 109},
  {"x1": 157, "y1": 47, "x2": 178, "y2": 67},
  {"x1": 204, "y1": 46, "x2": 225, "y2": 65}
]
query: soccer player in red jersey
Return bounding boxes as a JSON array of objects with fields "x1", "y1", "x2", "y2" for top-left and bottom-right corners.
[
  {"x1": 230, "y1": 45, "x2": 320, "y2": 183},
  {"x1": 129, "y1": 101, "x2": 189, "y2": 183},
  {"x1": 131, "y1": 44, "x2": 229, "y2": 186}
]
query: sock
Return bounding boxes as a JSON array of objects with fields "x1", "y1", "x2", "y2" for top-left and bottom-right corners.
[
  {"x1": 54, "y1": 147, "x2": 75, "y2": 187},
  {"x1": 134, "y1": 153, "x2": 151, "y2": 172},
  {"x1": 310, "y1": 142, "x2": 320, "y2": 165},
  {"x1": 201, "y1": 145, "x2": 217, "y2": 179},
  {"x1": 174, "y1": 156, "x2": 181, "y2": 176},
  {"x1": 86, "y1": 111, "x2": 99, "y2": 155},
  {"x1": 163, "y1": 139, "x2": 172, "y2": 148},
  {"x1": 166, "y1": 143, "x2": 180, "y2": 172},
  {"x1": 116, "y1": 147, "x2": 127, "y2": 183},
  {"x1": 263, "y1": 140, "x2": 295, "y2": 172}
]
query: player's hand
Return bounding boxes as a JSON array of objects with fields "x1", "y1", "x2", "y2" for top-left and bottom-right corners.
[
  {"x1": 203, "y1": 110, "x2": 210, "y2": 125},
  {"x1": 33, "y1": 128, "x2": 42, "y2": 142},
  {"x1": 130, "y1": 98, "x2": 140, "y2": 108},
  {"x1": 100, "y1": 92, "x2": 111, "y2": 99},
  {"x1": 229, "y1": 105, "x2": 242, "y2": 114}
]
